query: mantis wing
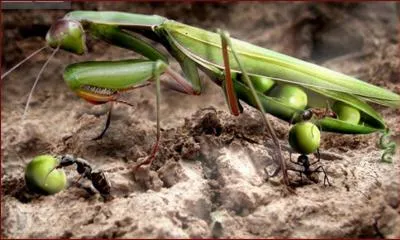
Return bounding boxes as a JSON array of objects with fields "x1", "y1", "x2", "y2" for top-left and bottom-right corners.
[{"x1": 161, "y1": 21, "x2": 400, "y2": 108}]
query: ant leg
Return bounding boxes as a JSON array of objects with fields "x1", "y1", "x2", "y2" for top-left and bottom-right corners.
[
  {"x1": 74, "y1": 171, "x2": 86, "y2": 185},
  {"x1": 310, "y1": 151, "x2": 331, "y2": 186},
  {"x1": 287, "y1": 167, "x2": 304, "y2": 184},
  {"x1": 289, "y1": 153, "x2": 303, "y2": 166},
  {"x1": 299, "y1": 171, "x2": 303, "y2": 184},
  {"x1": 290, "y1": 152, "x2": 294, "y2": 164},
  {"x1": 326, "y1": 100, "x2": 336, "y2": 118},
  {"x1": 74, "y1": 165, "x2": 92, "y2": 186},
  {"x1": 324, "y1": 101, "x2": 330, "y2": 116},
  {"x1": 310, "y1": 149, "x2": 322, "y2": 166},
  {"x1": 73, "y1": 174, "x2": 84, "y2": 187},
  {"x1": 289, "y1": 111, "x2": 301, "y2": 126},
  {"x1": 313, "y1": 165, "x2": 331, "y2": 186}
]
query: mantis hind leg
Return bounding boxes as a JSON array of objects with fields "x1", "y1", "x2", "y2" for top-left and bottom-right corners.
[
  {"x1": 218, "y1": 29, "x2": 290, "y2": 188},
  {"x1": 219, "y1": 31, "x2": 242, "y2": 116}
]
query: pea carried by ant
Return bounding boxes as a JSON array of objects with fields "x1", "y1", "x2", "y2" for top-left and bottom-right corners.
[
  {"x1": 286, "y1": 105, "x2": 337, "y2": 186},
  {"x1": 45, "y1": 155, "x2": 112, "y2": 199}
]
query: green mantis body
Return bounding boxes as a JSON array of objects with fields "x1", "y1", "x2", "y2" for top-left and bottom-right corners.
[
  {"x1": 56, "y1": 11, "x2": 399, "y2": 129},
  {"x1": 5, "y1": 11, "x2": 399, "y2": 185}
]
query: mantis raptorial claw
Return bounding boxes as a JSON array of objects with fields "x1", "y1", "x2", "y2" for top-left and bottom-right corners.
[{"x1": 92, "y1": 102, "x2": 113, "y2": 141}]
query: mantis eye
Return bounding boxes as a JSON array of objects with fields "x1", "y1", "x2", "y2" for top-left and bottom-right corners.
[{"x1": 46, "y1": 19, "x2": 86, "y2": 55}]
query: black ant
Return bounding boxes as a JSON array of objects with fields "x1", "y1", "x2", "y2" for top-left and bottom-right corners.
[
  {"x1": 292, "y1": 107, "x2": 337, "y2": 125},
  {"x1": 288, "y1": 150, "x2": 331, "y2": 186},
  {"x1": 47, "y1": 155, "x2": 111, "y2": 197},
  {"x1": 286, "y1": 107, "x2": 335, "y2": 186},
  {"x1": 300, "y1": 108, "x2": 337, "y2": 121}
]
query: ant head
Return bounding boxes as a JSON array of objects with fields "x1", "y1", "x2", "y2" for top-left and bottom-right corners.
[
  {"x1": 297, "y1": 154, "x2": 308, "y2": 164},
  {"x1": 46, "y1": 19, "x2": 86, "y2": 55},
  {"x1": 58, "y1": 154, "x2": 76, "y2": 167},
  {"x1": 301, "y1": 109, "x2": 313, "y2": 121}
]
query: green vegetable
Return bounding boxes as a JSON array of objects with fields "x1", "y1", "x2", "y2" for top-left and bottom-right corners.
[
  {"x1": 289, "y1": 122, "x2": 321, "y2": 154},
  {"x1": 25, "y1": 155, "x2": 67, "y2": 194},
  {"x1": 332, "y1": 101, "x2": 360, "y2": 124},
  {"x1": 271, "y1": 85, "x2": 308, "y2": 110},
  {"x1": 249, "y1": 75, "x2": 275, "y2": 93}
]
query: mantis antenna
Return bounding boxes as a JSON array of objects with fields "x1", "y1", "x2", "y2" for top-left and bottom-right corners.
[
  {"x1": 1, "y1": 46, "x2": 48, "y2": 80},
  {"x1": 22, "y1": 46, "x2": 59, "y2": 120}
]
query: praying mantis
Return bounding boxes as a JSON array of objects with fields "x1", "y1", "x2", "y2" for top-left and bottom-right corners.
[{"x1": 3, "y1": 11, "x2": 399, "y2": 187}]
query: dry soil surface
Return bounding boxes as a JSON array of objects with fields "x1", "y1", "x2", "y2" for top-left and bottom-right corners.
[{"x1": 1, "y1": 2, "x2": 400, "y2": 238}]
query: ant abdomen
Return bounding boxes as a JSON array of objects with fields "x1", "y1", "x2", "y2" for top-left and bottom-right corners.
[{"x1": 91, "y1": 171, "x2": 111, "y2": 196}]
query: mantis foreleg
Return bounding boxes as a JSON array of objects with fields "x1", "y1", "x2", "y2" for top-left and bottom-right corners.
[
  {"x1": 93, "y1": 82, "x2": 154, "y2": 140},
  {"x1": 92, "y1": 102, "x2": 114, "y2": 141},
  {"x1": 133, "y1": 62, "x2": 202, "y2": 169},
  {"x1": 89, "y1": 23, "x2": 202, "y2": 96}
]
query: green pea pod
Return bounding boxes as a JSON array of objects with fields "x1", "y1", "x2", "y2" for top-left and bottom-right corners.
[{"x1": 307, "y1": 87, "x2": 386, "y2": 133}]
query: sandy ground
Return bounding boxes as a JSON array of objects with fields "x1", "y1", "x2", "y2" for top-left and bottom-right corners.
[{"x1": 1, "y1": 2, "x2": 400, "y2": 238}]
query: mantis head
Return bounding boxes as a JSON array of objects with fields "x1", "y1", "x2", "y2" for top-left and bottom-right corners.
[{"x1": 46, "y1": 19, "x2": 86, "y2": 55}]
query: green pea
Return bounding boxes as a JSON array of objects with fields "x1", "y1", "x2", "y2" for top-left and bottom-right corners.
[
  {"x1": 249, "y1": 76, "x2": 275, "y2": 93},
  {"x1": 289, "y1": 122, "x2": 320, "y2": 154},
  {"x1": 232, "y1": 73, "x2": 275, "y2": 94},
  {"x1": 270, "y1": 85, "x2": 308, "y2": 110},
  {"x1": 332, "y1": 101, "x2": 360, "y2": 124},
  {"x1": 25, "y1": 155, "x2": 67, "y2": 195}
]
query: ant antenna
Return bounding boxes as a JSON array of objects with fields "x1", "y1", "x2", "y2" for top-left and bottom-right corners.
[
  {"x1": 1, "y1": 46, "x2": 48, "y2": 80},
  {"x1": 22, "y1": 46, "x2": 59, "y2": 120}
]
